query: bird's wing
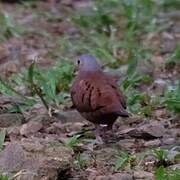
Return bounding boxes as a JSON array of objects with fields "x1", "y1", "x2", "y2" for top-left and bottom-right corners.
[
  {"x1": 105, "y1": 74, "x2": 127, "y2": 109},
  {"x1": 71, "y1": 72, "x2": 127, "y2": 115},
  {"x1": 70, "y1": 77, "x2": 96, "y2": 112}
]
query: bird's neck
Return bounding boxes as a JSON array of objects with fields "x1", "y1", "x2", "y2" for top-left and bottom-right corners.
[
  {"x1": 80, "y1": 65, "x2": 101, "y2": 72},
  {"x1": 79, "y1": 68, "x2": 101, "y2": 73}
]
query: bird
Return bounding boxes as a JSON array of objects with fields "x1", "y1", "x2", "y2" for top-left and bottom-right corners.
[{"x1": 70, "y1": 54, "x2": 129, "y2": 143}]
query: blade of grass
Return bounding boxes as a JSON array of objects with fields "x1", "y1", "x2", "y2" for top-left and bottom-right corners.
[
  {"x1": 27, "y1": 60, "x2": 49, "y2": 111},
  {"x1": 0, "y1": 129, "x2": 6, "y2": 151}
]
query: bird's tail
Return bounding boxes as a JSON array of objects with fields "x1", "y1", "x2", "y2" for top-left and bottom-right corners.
[{"x1": 116, "y1": 110, "x2": 129, "y2": 117}]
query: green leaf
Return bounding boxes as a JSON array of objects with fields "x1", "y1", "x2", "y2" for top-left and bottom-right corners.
[
  {"x1": 66, "y1": 135, "x2": 81, "y2": 149},
  {"x1": 163, "y1": 82, "x2": 180, "y2": 113},
  {"x1": 155, "y1": 166, "x2": 166, "y2": 180},
  {"x1": 0, "y1": 11, "x2": 19, "y2": 41},
  {"x1": 0, "y1": 129, "x2": 6, "y2": 151},
  {"x1": 127, "y1": 57, "x2": 138, "y2": 75},
  {"x1": 115, "y1": 151, "x2": 130, "y2": 170},
  {"x1": 0, "y1": 76, "x2": 29, "y2": 101},
  {"x1": 153, "y1": 148, "x2": 168, "y2": 161},
  {"x1": 168, "y1": 169, "x2": 180, "y2": 180},
  {"x1": 28, "y1": 61, "x2": 36, "y2": 85},
  {"x1": 0, "y1": 174, "x2": 9, "y2": 180}
]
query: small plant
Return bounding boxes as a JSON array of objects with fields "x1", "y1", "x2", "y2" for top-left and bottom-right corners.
[
  {"x1": 27, "y1": 59, "x2": 74, "y2": 106},
  {"x1": 125, "y1": 89, "x2": 153, "y2": 117},
  {"x1": 122, "y1": 73, "x2": 152, "y2": 90},
  {"x1": 153, "y1": 148, "x2": 170, "y2": 167},
  {"x1": 155, "y1": 166, "x2": 180, "y2": 180},
  {"x1": 72, "y1": 0, "x2": 116, "y2": 35},
  {"x1": 21, "y1": 0, "x2": 38, "y2": 8},
  {"x1": 168, "y1": 168, "x2": 180, "y2": 180},
  {"x1": 0, "y1": 174, "x2": 9, "y2": 180},
  {"x1": 114, "y1": 151, "x2": 136, "y2": 171},
  {"x1": 0, "y1": 76, "x2": 26, "y2": 98},
  {"x1": 153, "y1": 148, "x2": 168, "y2": 161},
  {"x1": 0, "y1": 11, "x2": 19, "y2": 41},
  {"x1": 155, "y1": 166, "x2": 166, "y2": 180},
  {"x1": 0, "y1": 75, "x2": 36, "y2": 113},
  {"x1": 0, "y1": 130, "x2": 6, "y2": 151},
  {"x1": 166, "y1": 44, "x2": 180, "y2": 69},
  {"x1": 65, "y1": 135, "x2": 81, "y2": 149},
  {"x1": 69, "y1": 0, "x2": 156, "y2": 69},
  {"x1": 74, "y1": 153, "x2": 88, "y2": 169},
  {"x1": 162, "y1": 82, "x2": 180, "y2": 114}
]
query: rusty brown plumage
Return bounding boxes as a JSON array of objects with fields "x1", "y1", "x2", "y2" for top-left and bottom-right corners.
[{"x1": 70, "y1": 54, "x2": 128, "y2": 142}]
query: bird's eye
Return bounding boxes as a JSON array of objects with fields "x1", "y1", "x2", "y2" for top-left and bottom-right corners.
[{"x1": 77, "y1": 59, "x2": 80, "y2": 65}]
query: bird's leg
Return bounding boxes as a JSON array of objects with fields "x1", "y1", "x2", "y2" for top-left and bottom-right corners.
[
  {"x1": 107, "y1": 123, "x2": 113, "y2": 131},
  {"x1": 94, "y1": 124, "x2": 104, "y2": 144},
  {"x1": 102, "y1": 123, "x2": 117, "y2": 143}
]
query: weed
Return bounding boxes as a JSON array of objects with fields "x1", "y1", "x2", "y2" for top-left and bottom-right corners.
[
  {"x1": 0, "y1": 11, "x2": 19, "y2": 41},
  {"x1": 114, "y1": 151, "x2": 136, "y2": 171},
  {"x1": 65, "y1": 135, "x2": 81, "y2": 149},
  {"x1": 161, "y1": 0, "x2": 180, "y2": 10},
  {"x1": 69, "y1": 0, "x2": 156, "y2": 68},
  {"x1": 153, "y1": 148, "x2": 172, "y2": 167},
  {"x1": 21, "y1": 0, "x2": 38, "y2": 8},
  {"x1": 0, "y1": 57, "x2": 74, "y2": 113},
  {"x1": 155, "y1": 166, "x2": 180, "y2": 180},
  {"x1": 0, "y1": 75, "x2": 36, "y2": 113},
  {"x1": 0, "y1": 76, "x2": 23, "y2": 98},
  {"x1": 162, "y1": 82, "x2": 180, "y2": 113},
  {"x1": 74, "y1": 153, "x2": 88, "y2": 170},
  {"x1": 122, "y1": 73, "x2": 152, "y2": 90},
  {"x1": 124, "y1": 89, "x2": 153, "y2": 116},
  {"x1": 153, "y1": 148, "x2": 168, "y2": 162},
  {"x1": 0, "y1": 174, "x2": 9, "y2": 180},
  {"x1": 166, "y1": 44, "x2": 180, "y2": 69},
  {"x1": 0, "y1": 129, "x2": 6, "y2": 151},
  {"x1": 27, "y1": 59, "x2": 74, "y2": 106}
]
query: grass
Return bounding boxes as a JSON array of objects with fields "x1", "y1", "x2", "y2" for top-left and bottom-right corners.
[
  {"x1": 0, "y1": 0, "x2": 179, "y2": 179},
  {"x1": 155, "y1": 166, "x2": 180, "y2": 180},
  {"x1": 114, "y1": 151, "x2": 136, "y2": 171},
  {"x1": 153, "y1": 148, "x2": 169, "y2": 167},
  {"x1": 166, "y1": 44, "x2": 180, "y2": 68},
  {"x1": 0, "y1": 174, "x2": 9, "y2": 180},
  {"x1": 0, "y1": 0, "x2": 179, "y2": 116},
  {"x1": 163, "y1": 82, "x2": 180, "y2": 114},
  {"x1": 74, "y1": 152, "x2": 88, "y2": 170},
  {"x1": 0, "y1": 129, "x2": 6, "y2": 151},
  {"x1": 26, "y1": 59, "x2": 74, "y2": 110},
  {"x1": 0, "y1": 11, "x2": 20, "y2": 42},
  {"x1": 65, "y1": 135, "x2": 81, "y2": 149},
  {"x1": 0, "y1": 58, "x2": 74, "y2": 113}
]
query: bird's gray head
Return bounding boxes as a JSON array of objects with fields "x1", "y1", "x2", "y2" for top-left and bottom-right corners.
[{"x1": 77, "y1": 54, "x2": 101, "y2": 72}]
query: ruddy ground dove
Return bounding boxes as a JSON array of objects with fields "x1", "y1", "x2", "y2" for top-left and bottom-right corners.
[{"x1": 70, "y1": 54, "x2": 128, "y2": 142}]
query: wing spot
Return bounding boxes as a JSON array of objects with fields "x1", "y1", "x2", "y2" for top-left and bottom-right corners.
[
  {"x1": 81, "y1": 93, "x2": 85, "y2": 103},
  {"x1": 87, "y1": 86, "x2": 94, "y2": 108},
  {"x1": 97, "y1": 88, "x2": 101, "y2": 97},
  {"x1": 85, "y1": 81, "x2": 89, "y2": 86},
  {"x1": 86, "y1": 84, "x2": 91, "y2": 91}
]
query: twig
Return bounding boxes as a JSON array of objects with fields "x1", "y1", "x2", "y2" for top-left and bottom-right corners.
[
  {"x1": 12, "y1": 169, "x2": 37, "y2": 179},
  {"x1": 28, "y1": 57, "x2": 50, "y2": 114}
]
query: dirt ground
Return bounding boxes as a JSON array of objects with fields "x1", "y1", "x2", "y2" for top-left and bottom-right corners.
[{"x1": 0, "y1": 1, "x2": 179, "y2": 180}]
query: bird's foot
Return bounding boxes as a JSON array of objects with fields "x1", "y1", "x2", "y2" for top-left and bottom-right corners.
[
  {"x1": 101, "y1": 126, "x2": 118, "y2": 144},
  {"x1": 95, "y1": 134, "x2": 104, "y2": 145}
]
